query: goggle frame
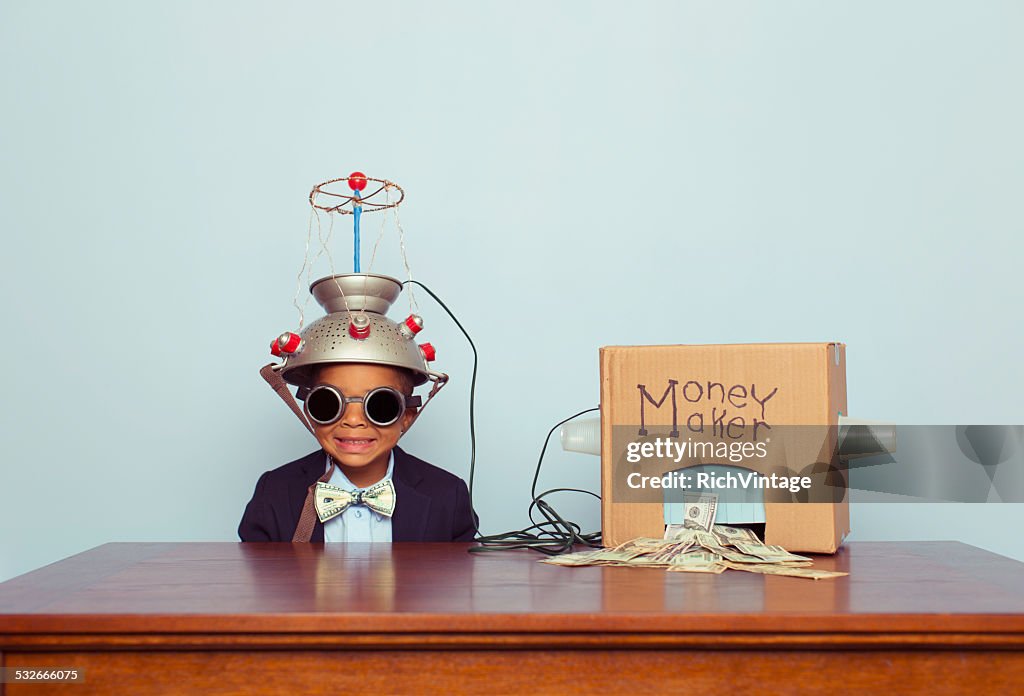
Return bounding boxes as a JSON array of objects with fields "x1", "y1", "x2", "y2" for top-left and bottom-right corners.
[{"x1": 303, "y1": 384, "x2": 422, "y2": 428}]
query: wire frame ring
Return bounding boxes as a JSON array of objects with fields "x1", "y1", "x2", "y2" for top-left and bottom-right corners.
[{"x1": 309, "y1": 176, "x2": 405, "y2": 215}]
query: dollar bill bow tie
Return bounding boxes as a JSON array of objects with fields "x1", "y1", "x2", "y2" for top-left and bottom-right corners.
[{"x1": 314, "y1": 479, "x2": 396, "y2": 523}]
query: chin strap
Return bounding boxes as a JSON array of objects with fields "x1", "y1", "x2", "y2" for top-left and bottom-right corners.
[
  {"x1": 260, "y1": 363, "x2": 314, "y2": 434},
  {"x1": 405, "y1": 370, "x2": 449, "y2": 428}
]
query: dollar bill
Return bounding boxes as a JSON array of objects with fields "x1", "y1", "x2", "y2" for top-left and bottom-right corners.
[
  {"x1": 732, "y1": 542, "x2": 813, "y2": 563},
  {"x1": 647, "y1": 541, "x2": 696, "y2": 564},
  {"x1": 542, "y1": 535, "x2": 841, "y2": 579},
  {"x1": 621, "y1": 537, "x2": 679, "y2": 550},
  {"x1": 693, "y1": 530, "x2": 730, "y2": 553},
  {"x1": 593, "y1": 538, "x2": 675, "y2": 564},
  {"x1": 718, "y1": 549, "x2": 776, "y2": 564},
  {"x1": 679, "y1": 492, "x2": 718, "y2": 532},
  {"x1": 711, "y1": 524, "x2": 762, "y2": 547},
  {"x1": 662, "y1": 536, "x2": 792, "y2": 562},
  {"x1": 599, "y1": 547, "x2": 710, "y2": 570},
  {"x1": 722, "y1": 562, "x2": 847, "y2": 580},
  {"x1": 672, "y1": 564, "x2": 727, "y2": 574},
  {"x1": 595, "y1": 539, "x2": 691, "y2": 567},
  {"x1": 676, "y1": 531, "x2": 794, "y2": 565},
  {"x1": 663, "y1": 525, "x2": 700, "y2": 544},
  {"x1": 667, "y1": 550, "x2": 726, "y2": 574},
  {"x1": 540, "y1": 549, "x2": 608, "y2": 566}
]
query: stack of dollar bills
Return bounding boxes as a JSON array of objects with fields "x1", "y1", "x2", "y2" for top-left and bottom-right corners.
[{"x1": 541, "y1": 494, "x2": 847, "y2": 580}]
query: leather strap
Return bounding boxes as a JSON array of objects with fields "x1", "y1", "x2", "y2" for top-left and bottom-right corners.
[
  {"x1": 260, "y1": 363, "x2": 314, "y2": 434},
  {"x1": 292, "y1": 459, "x2": 336, "y2": 542}
]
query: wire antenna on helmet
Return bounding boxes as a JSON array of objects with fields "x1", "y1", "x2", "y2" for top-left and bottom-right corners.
[{"x1": 269, "y1": 171, "x2": 445, "y2": 434}]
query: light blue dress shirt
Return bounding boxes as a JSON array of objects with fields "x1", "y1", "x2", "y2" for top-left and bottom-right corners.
[{"x1": 323, "y1": 452, "x2": 394, "y2": 543}]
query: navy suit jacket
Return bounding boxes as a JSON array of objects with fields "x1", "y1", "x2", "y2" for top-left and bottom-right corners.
[{"x1": 238, "y1": 446, "x2": 477, "y2": 542}]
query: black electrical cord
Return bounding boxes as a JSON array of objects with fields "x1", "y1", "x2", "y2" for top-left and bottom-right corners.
[
  {"x1": 405, "y1": 280, "x2": 601, "y2": 554},
  {"x1": 471, "y1": 406, "x2": 602, "y2": 555},
  {"x1": 402, "y1": 280, "x2": 478, "y2": 523}
]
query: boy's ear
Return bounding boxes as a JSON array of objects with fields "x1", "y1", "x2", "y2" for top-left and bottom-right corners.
[{"x1": 400, "y1": 406, "x2": 418, "y2": 434}]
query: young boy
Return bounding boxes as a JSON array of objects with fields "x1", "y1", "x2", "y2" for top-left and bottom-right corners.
[{"x1": 238, "y1": 360, "x2": 477, "y2": 543}]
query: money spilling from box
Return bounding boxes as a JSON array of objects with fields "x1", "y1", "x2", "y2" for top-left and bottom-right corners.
[{"x1": 541, "y1": 494, "x2": 848, "y2": 580}]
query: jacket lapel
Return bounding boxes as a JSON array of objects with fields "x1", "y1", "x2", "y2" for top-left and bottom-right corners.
[{"x1": 391, "y1": 446, "x2": 431, "y2": 541}]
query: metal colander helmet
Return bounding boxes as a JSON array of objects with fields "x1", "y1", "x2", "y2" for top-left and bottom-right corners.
[{"x1": 269, "y1": 273, "x2": 445, "y2": 391}]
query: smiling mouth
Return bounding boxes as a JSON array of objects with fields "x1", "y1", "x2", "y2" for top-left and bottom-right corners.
[{"x1": 334, "y1": 437, "x2": 376, "y2": 451}]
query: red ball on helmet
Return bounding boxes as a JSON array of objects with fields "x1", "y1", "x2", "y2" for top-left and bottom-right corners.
[{"x1": 348, "y1": 171, "x2": 368, "y2": 192}]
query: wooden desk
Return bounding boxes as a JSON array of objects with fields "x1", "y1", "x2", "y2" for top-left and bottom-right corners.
[{"x1": 1, "y1": 541, "x2": 1022, "y2": 694}]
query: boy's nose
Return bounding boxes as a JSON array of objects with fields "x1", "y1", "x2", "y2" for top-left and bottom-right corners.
[{"x1": 340, "y1": 403, "x2": 369, "y2": 427}]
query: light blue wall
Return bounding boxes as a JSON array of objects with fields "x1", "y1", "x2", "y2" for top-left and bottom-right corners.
[{"x1": 1, "y1": 1, "x2": 1022, "y2": 581}]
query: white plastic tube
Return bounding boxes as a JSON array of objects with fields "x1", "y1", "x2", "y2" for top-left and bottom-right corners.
[{"x1": 560, "y1": 417, "x2": 601, "y2": 456}]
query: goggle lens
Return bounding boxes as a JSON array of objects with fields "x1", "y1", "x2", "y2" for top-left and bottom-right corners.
[
  {"x1": 303, "y1": 385, "x2": 410, "y2": 427},
  {"x1": 364, "y1": 388, "x2": 403, "y2": 426},
  {"x1": 306, "y1": 386, "x2": 343, "y2": 424}
]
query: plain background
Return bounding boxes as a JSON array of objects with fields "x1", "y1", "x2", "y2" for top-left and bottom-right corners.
[{"x1": 1, "y1": 1, "x2": 1022, "y2": 582}]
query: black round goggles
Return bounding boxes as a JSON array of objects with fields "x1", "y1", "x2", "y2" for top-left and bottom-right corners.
[{"x1": 303, "y1": 384, "x2": 422, "y2": 427}]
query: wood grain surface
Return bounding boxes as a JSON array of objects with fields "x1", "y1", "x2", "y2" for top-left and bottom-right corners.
[{"x1": 1, "y1": 541, "x2": 1022, "y2": 694}]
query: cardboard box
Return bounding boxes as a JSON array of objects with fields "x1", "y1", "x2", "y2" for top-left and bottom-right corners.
[{"x1": 599, "y1": 343, "x2": 849, "y2": 553}]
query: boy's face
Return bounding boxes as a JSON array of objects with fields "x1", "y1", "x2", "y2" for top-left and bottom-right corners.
[{"x1": 308, "y1": 363, "x2": 416, "y2": 479}]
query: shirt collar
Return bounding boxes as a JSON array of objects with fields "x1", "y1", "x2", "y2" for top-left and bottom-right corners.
[{"x1": 324, "y1": 450, "x2": 395, "y2": 491}]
